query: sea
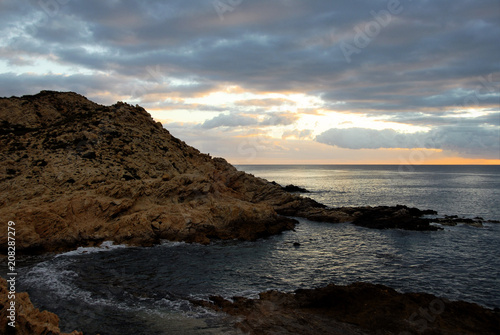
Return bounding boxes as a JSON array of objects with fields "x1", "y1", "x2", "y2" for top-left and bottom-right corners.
[{"x1": 3, "y1": 165, "x2": 500, "y2": 334}]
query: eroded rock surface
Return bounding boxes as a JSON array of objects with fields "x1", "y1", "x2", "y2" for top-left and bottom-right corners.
[{"x1": 0, "y1": 91, "x2": 300, "y2": 252}]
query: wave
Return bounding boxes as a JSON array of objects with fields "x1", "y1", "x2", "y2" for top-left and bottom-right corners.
[{"x1": 55, "y1": 241, "x2": 129, "y2": 258}]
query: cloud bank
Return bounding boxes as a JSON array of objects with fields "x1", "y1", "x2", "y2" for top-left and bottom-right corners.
[
  {"x1": 0, "y1": 0, "x2": 499, "y2": 162},
  {"x1": 316, "y1": 112, "x2": 500, "y2": 158}
]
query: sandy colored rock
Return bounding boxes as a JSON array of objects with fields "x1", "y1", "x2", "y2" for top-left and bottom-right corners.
[
  {"x1": 0, "y1": 277, "x2": 82, "y2": 335},
  {"x1": 0, "y1": 91, "x2": 302, "y2": 252}
]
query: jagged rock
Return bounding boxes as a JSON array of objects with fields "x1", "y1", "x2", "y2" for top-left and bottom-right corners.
[
  {"x1": 192, "y1": 282, "x2": 500, "y2": 335},
  {"x1": 351, "y1": 205, "x2": 442, "y2": 231},
  {"x1": 0, "y1": 277, "x2": 82, "y2": 335},
  {"x1": 271, "y1": 182, "x2": 310, "y2": 193}
]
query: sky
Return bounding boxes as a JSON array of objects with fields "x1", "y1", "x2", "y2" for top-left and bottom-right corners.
[{"x1": 1, "y1": 0, "x2": 499, "y2": 164}]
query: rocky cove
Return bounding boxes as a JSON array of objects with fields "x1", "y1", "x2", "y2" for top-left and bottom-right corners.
[{"x1": 1, "y1": 91, "x2": 499, "y2": 334}]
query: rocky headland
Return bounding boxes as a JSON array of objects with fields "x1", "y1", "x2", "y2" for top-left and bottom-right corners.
[{"x1": 0, "y1": 90, "x2": 471, "y2": 254}]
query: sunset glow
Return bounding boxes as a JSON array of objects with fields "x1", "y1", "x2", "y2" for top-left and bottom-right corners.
[{"x1": 1, "y1": 0, "x2": 498, "y2": 164}]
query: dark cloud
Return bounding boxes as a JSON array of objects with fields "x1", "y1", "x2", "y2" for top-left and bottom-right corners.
[
  {"x1": 200, "y1": 111, "x2": 298, "y2": 129},
  {"x1": 1, "y1": 0, "x2": 499, "y2": 160},
  {"x1": 388, "y1": 112, "x2": 500, "y2": 127},
  {"x1": 200, "y1": 113, "x2": 259, "y2": 129},
  {"x1": 316, "y1": 122, "x2": 500, "y2": 159}
]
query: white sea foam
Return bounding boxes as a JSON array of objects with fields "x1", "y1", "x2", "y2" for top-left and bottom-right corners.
[
  {"x1": 159, "y1": 240, "x2": 188, "y2": 248},
  {"x1": 55, "y1": 241, "x2": 128, "y2": 258},
  {"x1": 23, "y1": 259, "x2": 153, "y2": 313},
  {"x1": 23, "y1": 259, "x2": 88, "y2": 301}
]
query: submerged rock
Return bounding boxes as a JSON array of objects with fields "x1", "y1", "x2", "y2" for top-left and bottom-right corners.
[
  {"x1": 429, "y1": 215, "x2": 499, "y2": 228},
  {"x1": 192, "y1": 282, "x2": 500, "y2": 335}
]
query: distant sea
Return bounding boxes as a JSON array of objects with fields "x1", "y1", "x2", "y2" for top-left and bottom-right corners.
[
  {"x1": 5, "y1": 165, "x2": 500, "y2": 334},
  {"x1": 237, "y1": 165, "x2": 500, "y2": 219}
]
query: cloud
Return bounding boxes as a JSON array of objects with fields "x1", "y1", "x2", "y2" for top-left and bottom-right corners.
[
  {"x1": 1, "y1": 0, "x2": 499, "y2": 162},
  {"x1": 388, "y1": 111, "x2": 500, "y2": 127},
  {"x1": 316, "y1": 123, "x2": 500, "y2": 159},
  {"x1": 3, "y1": 0, "x2": 497, "y2": 107},
  {"x1": 200, "y1": 113, "x2": 258, "y2": 129},
  {"x1": 260, "y1": 112, "x2": 299, "y2": 126},
  {"x1": 200, "y1": 111, "x2": 299, "y2": 129}
]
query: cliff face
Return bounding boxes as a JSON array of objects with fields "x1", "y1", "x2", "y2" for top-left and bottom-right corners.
[{"x1": 0, "y1": 91, "x2": 302, "y2": 252}]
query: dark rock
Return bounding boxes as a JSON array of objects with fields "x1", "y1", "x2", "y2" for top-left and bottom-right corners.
[
  {"x1": 192, "y1": 282, "x2": 500, "y2": 335},
  {"x1": 432, "y1": 216, "x2": 491, "y2": 227},
  {"x1": 351, "y1": 205, "x2": 442, "y2": 231},
  {"x1": 33, "y1": 159, "x2": 48, "y2": 167},
  {"x1": 283, "y1": 184, "x2": 310, "y2": 193},
  {"x1": 82, "y1": 151, "x2": 96, "y2": 159}
]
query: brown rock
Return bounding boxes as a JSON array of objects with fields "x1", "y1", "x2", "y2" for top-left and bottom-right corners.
[
  {"x1": 0, "y1": 277, "x2": 82, "y2": 335},
  {"x1": 0, "y1": 91, "x2": 301, "y2": 253},
  {"x1": 192, "y1": 282, "x2": 500, "y2": 335}
]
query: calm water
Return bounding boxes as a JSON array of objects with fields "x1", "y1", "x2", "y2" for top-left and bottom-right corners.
[
  {"x1": 4, "y1": 165, "x2": 500, "y2": 334},
  {"x1": 239, "y1": 165, "x2": 500, "y2": 219}
]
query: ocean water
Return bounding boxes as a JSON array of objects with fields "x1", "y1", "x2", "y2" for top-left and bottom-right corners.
[
  {"x1": 4, "y1": 165, "x2": 500, "y2": 334},
  {"x1": 239, "y1": 165, "x2": 500, "y2": 219}
]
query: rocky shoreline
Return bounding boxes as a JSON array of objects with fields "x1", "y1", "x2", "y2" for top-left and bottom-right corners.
[
  {"x1": 1, "y1": 91, "x2": 498, "y2": 334},
  {"x1": 192, "y1": 282, "x2": 500, "y2": 335},
  {"x1": 1, "y1": 91, "x2": 472, "y2": 254}
]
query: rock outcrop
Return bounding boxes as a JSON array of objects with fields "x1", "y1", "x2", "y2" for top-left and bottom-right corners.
[
  {"x1": 270, "y1": 182, "x2": 310, "y2": 193},
  {"x1": 192, "y1": 282, "x2": 500, "y2": 335},
  {"x1": 0, "y1": 277, "x2": 82, "y2": 335},
  {"x1": 0, "y1": 91, "x2": 300, "y2": 252},
  {"x1": 0, "y1": 91, "x2": 472, "y2": 253},
  {"x1": 351, "y1": 205, "x2": 441, "y2": 230}
]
